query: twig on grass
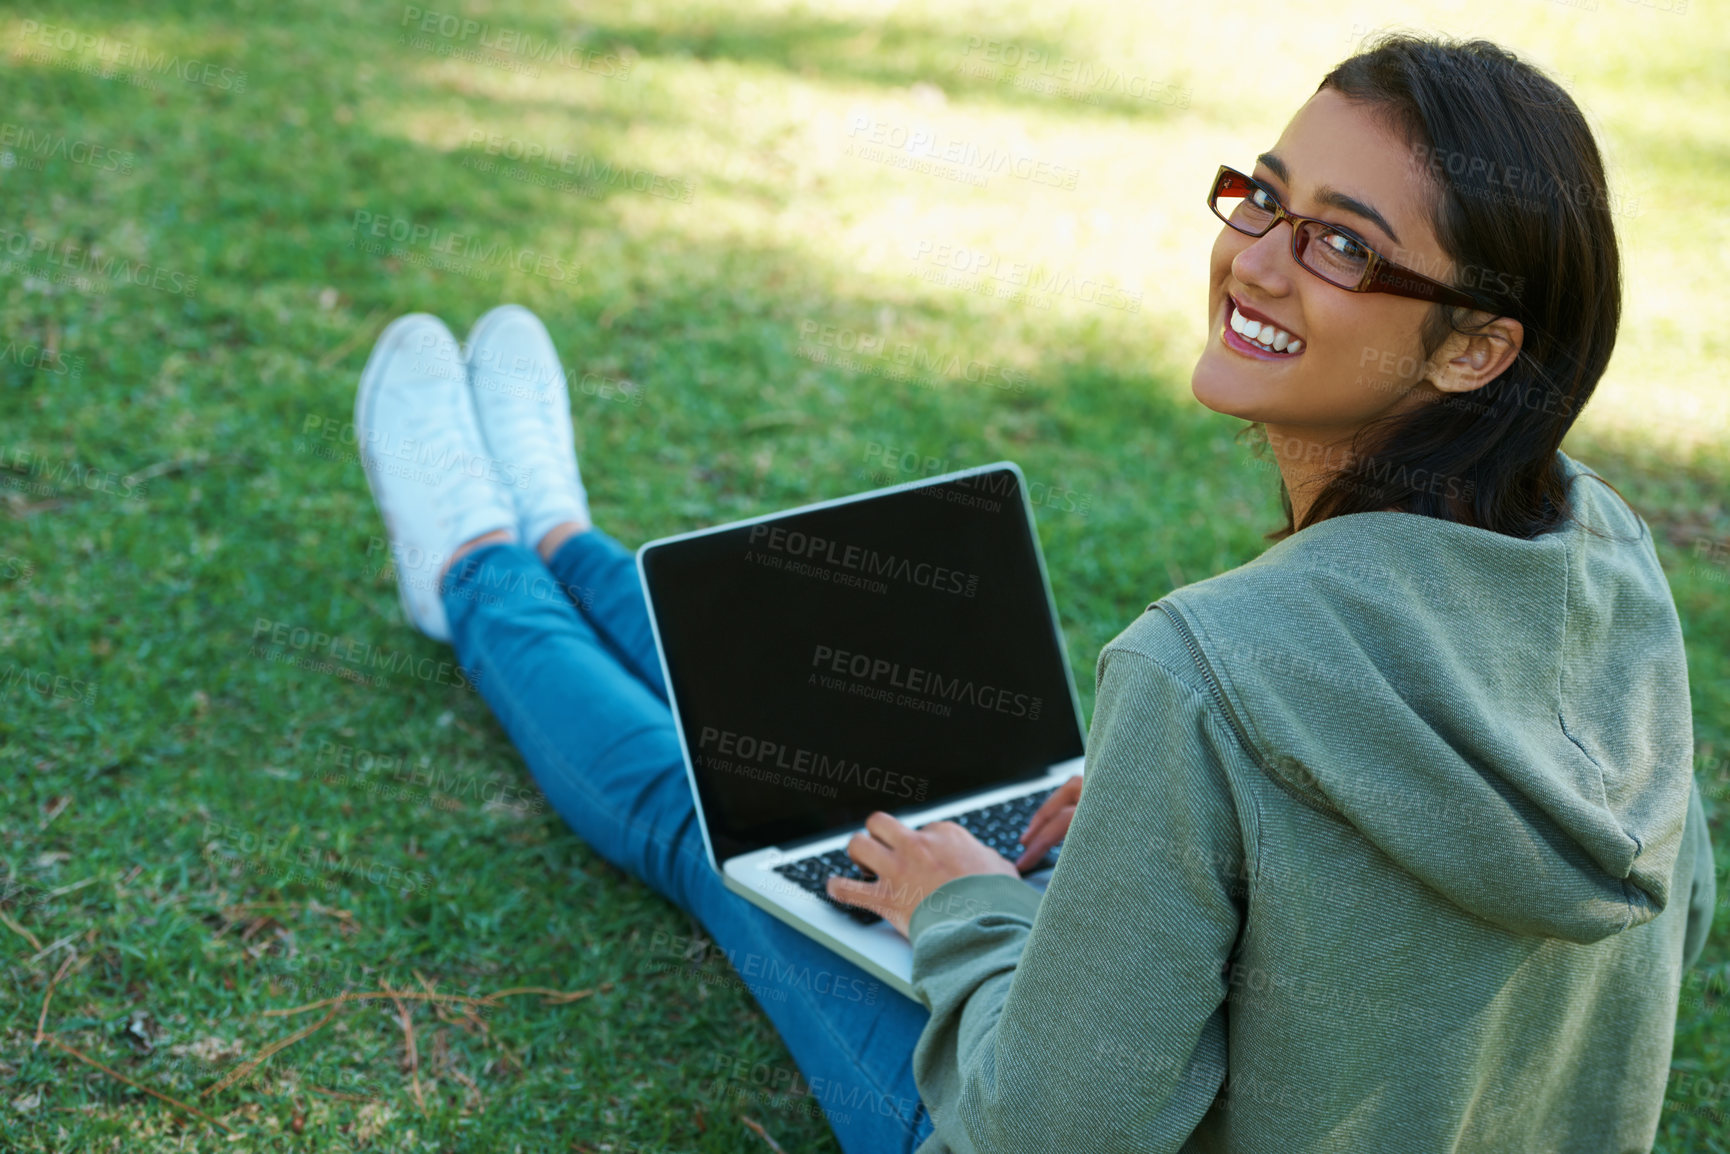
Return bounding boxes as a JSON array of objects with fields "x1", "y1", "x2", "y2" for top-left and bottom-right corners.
[
  {"x1": 317, "y1": 306, "x2": 390, "y2": 370},
  {"x1": 263, "y1": 982, "x2": 613, "y2": 1018},
  {"x1": 385, "y1": 982, "x2": 426, "y2": 1115},
  {"x1": 27, "y1": 933, "x2": 78, "y2": 964},
  {"x1": 448, "y1": 1063, "x2": 483, "y2": 1113},
  {"x1": 44, "y1": 876, "x2": 99, "y2": 899},
  {"x1": 220, "y1": 898, "x2": 360, "y2": 936},
  {"x1": 490, "y1": 1037, "x2": 525, "y2": 1074},
  {"x1": 34, "y1": 951, "x2": 79, "y2": 1044},
  {"x1": 32, "y1": 945, "x2": 234, "y2": 1135},
  {"x1": 265, "y1": 990, "x2": 504, "y2": 1016},
  {"x1": 38, "y1": 794, "x2": 72, "y2": 831},
  {"x1": 0, "y1": 908, "x2": 42, "y2": 952},
  {"x1": 416, "y1": 970, "x2": 473, "y2": 1032},
  {"x1": 740, "y1": 1115, "x2": 789, "y2": 1152},
  {"x1": 2, "y1": 495, "x2": 70, "y2": 518},
  {"x1": 200, "y1": 1002, "x2": 343, "y2": 1098},
  {"x1": 238, "y1": 915, "x2": 283, "y2": 943},
  {"x1": 34, "y1": 959, "x2": 613, "y2": 1138},
  {"x1": 42, "y1": 1036, "x2": 237, "y2": 1135},
  {"x1": 307, "y1": 1085, "x2": 374, "y2": 1103},
  {"x1": 122, "y1": 452, "x2": 253, "y2": 487},
  {"x1": 483, "y1": 985, "x2": 607, "y2": 1005}
]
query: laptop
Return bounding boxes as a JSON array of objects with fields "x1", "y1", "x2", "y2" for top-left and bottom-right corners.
[{"x1": 636, "y1": 462, "x2": 1087, "y2": 1000}]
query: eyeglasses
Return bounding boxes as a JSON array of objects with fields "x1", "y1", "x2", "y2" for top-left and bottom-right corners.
[{"x1": 1207, "y1": 164, "x2": 1489, "y2": 311}]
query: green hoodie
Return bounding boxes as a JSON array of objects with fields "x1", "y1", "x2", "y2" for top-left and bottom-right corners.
[{"x1": 906, "y1": 449, "x2": 1716, "y2": 1153}]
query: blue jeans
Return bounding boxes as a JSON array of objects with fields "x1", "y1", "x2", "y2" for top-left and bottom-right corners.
[{"x1": 441, "y1": 529, "x2": 938, "y2": 1153}]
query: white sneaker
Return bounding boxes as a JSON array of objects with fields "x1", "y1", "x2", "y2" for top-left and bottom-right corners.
[
  {"x1": 354, "y1": 314, "x2": 517, "y2": 642},
  {"x1": 463, "y1": 304, "x2": 591, "y2": 550}
]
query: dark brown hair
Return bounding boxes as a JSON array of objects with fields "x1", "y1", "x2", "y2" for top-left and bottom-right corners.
[{"x1": 1259, "y1": 33, "x2": 1623, "y2": 540}]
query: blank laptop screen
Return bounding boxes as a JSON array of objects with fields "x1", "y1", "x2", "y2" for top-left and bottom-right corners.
[{"x1": 641, "y1": 467, "x2": 1086, "y2": 865}]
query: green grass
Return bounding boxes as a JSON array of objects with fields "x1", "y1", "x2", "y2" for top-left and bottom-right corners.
[{"x1": 0, "y1": 0, "x2": 1725, "y2": 1150}]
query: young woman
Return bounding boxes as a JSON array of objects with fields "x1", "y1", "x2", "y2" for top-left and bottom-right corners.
[{"x1": 354, "y1": 33, "x2": 1716, "y2": 1154}]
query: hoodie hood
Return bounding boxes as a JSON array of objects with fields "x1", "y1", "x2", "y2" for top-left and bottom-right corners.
[{"x1": 1163, "y1": 451, "x2": 1695, "y2": 944}]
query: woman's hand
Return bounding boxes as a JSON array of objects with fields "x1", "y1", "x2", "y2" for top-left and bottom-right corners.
[
  {"x1": 825, "y1": 812, "x2": 1021, "y2": 938},
  {"x1": 1014, "y1": 773, "x2": 1083, "y2": 871}
]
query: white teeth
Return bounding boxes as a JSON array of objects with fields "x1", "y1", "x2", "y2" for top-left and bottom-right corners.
[{"x1": 1228, "y1": 301, "x2": 1303, "y2": 354}]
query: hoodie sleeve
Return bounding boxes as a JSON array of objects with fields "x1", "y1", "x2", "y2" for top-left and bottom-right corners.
[
  {"x1": 904, "y1": 645, "x2": 1248, "y2": 1153},
  {"x1": 1682, "y1": 777, "x2": 1716, "y2": 971}
]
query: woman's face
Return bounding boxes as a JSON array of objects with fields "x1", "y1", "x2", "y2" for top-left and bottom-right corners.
[{"x1": 1191, "y1": 87, "x2": 1453, "y2": 442}]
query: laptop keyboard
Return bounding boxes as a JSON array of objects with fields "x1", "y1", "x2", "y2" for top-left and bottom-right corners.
[{"x1": 771, "y1": 786, "x2": 1064, "y2": 926}]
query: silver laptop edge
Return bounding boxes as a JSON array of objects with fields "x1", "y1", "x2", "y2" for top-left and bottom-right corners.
[{"x1": 634, "y1": 461, "x2": 1087, "y2": 998}]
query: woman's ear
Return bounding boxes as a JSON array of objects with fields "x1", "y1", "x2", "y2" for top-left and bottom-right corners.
[{"x1": 1430, "y1": 314, "x2": 1523, "y2": 395}]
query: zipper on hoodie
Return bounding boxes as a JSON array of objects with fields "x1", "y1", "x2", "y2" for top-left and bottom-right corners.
[{"x1": 1152, "y1": 600, "x2": 1344, "y2": 821}]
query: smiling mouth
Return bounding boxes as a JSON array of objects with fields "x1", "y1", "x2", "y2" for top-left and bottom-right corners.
[{"x1": 1222, "y1": 297, "x2": 1305, "y2": 357}]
